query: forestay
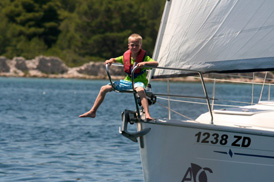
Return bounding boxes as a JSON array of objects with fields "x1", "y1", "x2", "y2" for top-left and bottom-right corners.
[{"x1": 152, "y1": 0, "x2": 274, "y2": 78}]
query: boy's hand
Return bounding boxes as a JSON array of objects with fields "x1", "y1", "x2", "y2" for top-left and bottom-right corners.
[
  {"x1": 136, "y1": 62, "x2": 146, "y2": 68},
  {"x1": 136, "y1": 61, "x2": 158, "y2": 68},
  {"x1": 105, "y1": 58, "x2": 115, "y2": 65}
]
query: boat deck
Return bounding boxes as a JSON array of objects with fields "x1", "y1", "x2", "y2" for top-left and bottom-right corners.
[{"x1": 195, "y1": 101, "x2": 274, "y2": 132}]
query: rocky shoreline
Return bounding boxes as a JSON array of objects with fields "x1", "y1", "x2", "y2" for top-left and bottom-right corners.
[
  {"x1": 0, "y1": 56, "x2": 125, "y2": 79},
  {"x1": 1, "y1": 56, "x2": 273, "y2": 83}
]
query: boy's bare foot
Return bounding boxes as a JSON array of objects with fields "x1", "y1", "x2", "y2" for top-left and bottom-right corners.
[
  {"x1": 145, "y1": 115, "x2": 155, "y2": 122},
  {"x1": 79, "y1": 111, "x2": 96, "y2": 118}
]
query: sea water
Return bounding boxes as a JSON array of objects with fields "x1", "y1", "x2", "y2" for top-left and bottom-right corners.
[{"x1": 0, "y1": 77, "x2": 272, "y2": 182}]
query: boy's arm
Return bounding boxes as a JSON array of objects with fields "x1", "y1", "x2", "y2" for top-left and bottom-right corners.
[
  {"x1": 136, "y1": 60, "x2": 158, "y2": 68},
  {"x1": 105, "y1": 58, "x2": 116, "y2": 65},
  {"x1": 105, "y1": 56, "x2": 123, "y2": 65}
]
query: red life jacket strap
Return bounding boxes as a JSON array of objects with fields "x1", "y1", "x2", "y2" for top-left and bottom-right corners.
[{"x1": 123, "y1": 49, "x2": 146, "y2": 76}]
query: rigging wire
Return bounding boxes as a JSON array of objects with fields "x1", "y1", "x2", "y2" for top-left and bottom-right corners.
[{"x1": 156, "y1": 101, "x2": 196, "y2": 122}]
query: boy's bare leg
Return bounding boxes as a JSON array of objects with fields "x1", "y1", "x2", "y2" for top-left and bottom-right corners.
[
  {"x1": 136, "y1": 87, "x2": 153, "y2": 120},
  {"x1": 79, "y1": 85, "x2": 113, "y2": 118}
]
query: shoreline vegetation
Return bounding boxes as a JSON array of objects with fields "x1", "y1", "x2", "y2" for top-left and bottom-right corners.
[
  {"x1": 1, "y1": 1, "x2": 272, "y2": 84},
  {"x1": 1, "y1": 56, "x2": 274, "y2": 83},
  {"x1": 0, "y1": 0, "x2": 166, "y2": 68}
]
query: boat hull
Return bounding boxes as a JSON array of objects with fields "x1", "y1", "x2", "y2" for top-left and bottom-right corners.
[{"x1": 139, "y1": 120, "x2": 274, "y2": 182}]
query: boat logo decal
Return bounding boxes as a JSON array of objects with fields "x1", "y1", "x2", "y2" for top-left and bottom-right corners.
[{"x1": 182, "y1": 163, "x2": 213, "y2": 182}]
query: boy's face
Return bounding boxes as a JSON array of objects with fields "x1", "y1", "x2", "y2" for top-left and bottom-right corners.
[{"x1": 128, "y1": 39, "x2": 142, "y2": 54}]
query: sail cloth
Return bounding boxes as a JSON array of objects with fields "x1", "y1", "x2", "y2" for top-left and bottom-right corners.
[{"x1": 152, "y1": 0, "x2": 274, "y2": 78}]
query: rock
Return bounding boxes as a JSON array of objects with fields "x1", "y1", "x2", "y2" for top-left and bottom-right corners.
[
  {"x1": 108, "y1": 64, "x2": 125, "y2": 76},
  {"x1": 77, "y1": 62, "x2": 106, "y2": 76},
  {"x1": 14, "y1": 57, "x2": 28, "y2": 71},
  {"x1": 76, "y1": 62, "x2": 125, "y2": 76},
  {"x1": 0, "y1": 57, "x2": 10, "y2": 72},
  {"x1": 36, "y1": 56, "x2": 68, "y2": 74}
]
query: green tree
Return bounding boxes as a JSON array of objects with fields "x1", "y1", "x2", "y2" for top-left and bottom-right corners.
[
  {"x1": 2, "y1": 0, "x2": 62, "y2": 58},
  {"x1": 143, "y1": 0, "x2": 166, "y2": 53},
  {"x1": 0, "y1": 0, "x2": 11, "y2": 55},
  {"x1": 72, "y1": 0, "x2": 154, "y2": 59},
  {"x1": 0, "y1": 0, "x2": 166, "y2": 66}
]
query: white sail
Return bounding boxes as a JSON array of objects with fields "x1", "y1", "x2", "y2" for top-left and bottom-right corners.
[{"x1": 153, "y1": 0, "x2": 274, "y2": 78}]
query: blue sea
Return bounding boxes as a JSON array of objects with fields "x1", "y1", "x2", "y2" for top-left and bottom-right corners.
[{"x1": 0, "y1": 77, "x2": 272, "y2": 182}]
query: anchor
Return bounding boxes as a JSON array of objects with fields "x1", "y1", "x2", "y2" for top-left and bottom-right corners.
[{"x1": 119, "y1": 109, "x2": 151, "y2": 143}]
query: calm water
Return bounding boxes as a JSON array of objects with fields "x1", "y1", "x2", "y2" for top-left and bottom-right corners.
[{"x1": 0, "y1": 77, "x2": 272, "y2": 182}]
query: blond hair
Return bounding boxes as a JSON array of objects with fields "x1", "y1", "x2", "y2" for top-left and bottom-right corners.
[{"x1": 128, "y1": 33, "x2": 142, "y2": 44}]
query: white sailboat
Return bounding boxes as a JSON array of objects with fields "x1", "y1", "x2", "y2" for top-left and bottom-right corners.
[{"x1": 107, "y1": 0, "x2": 274, "y2": 181}]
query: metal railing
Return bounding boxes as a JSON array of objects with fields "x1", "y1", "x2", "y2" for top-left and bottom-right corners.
[
  {"x1": 106, "y1": 63, "x2": 214, "y2": 124},
  {"x1": 195, "y1": 72, "x2": 274, "y2": 110}
]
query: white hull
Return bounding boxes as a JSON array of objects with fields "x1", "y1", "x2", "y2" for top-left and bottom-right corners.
[
  {"x1": 139, "y1": 119, "x2": 274, "y2": 182},
  {"x1": 136, "y1": 0, "x2": 274, "y2": 180}
]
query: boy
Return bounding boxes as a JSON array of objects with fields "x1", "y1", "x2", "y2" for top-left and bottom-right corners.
[{"x1": 79, "y1": 33, "x2": 158, "y2": 120}]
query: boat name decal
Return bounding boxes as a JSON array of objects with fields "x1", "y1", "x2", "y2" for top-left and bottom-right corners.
[
  {"x1": 182, "y1": 163, "x2": 213, "y2": 182},
  {"x1": 195, "y1": 131, "x2": 251, "y2": 148}
]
